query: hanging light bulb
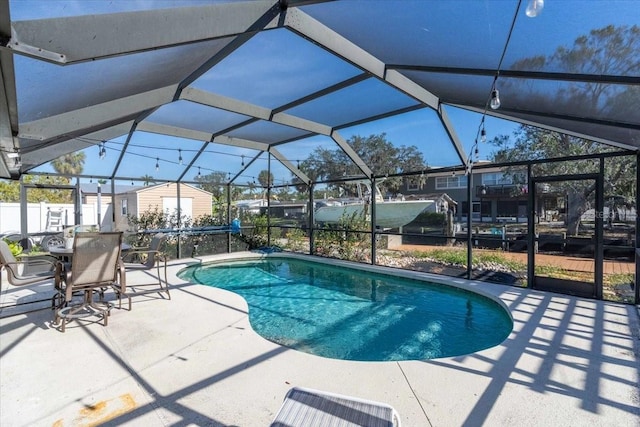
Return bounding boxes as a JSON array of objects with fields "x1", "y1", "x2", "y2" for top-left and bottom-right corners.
[
  {"x1": 178, "y1": 149, "x2": 183, "y2": 165},
  {"x1": 241, "y1": 155, "x2": 245, "y2": 167},
  {"x1": 155, "y1": 157, "x2": 159, "y2": 171},
  {"x1": 481, "y1": 127, "x2": 487, "y2": 143},
  {"x1": 525, "y1": 0, "x2": 544, "y2": 17},
  {"x1": 197, "y1": 166, "x2": 201, "y2": 178},
  {"x1": 474, "y1": 145, "x2": 479, "y2": 160},
  {"x1": 99, "y1": 141, "x2": 106, "y2": 159},
  {"x1": 490, "y1": 89, "x2": 501, "y2": 110}
]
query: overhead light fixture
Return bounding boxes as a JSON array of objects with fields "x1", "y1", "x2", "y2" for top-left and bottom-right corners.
[
  {"x1": 525, "y1": 0, "x2": 544, "y2": 18},
  {"x1": 8, "y1": 149, "x2": 21, "y2": 167},
  {"x1": 490, "y1": 89, "x2": 501, "y2": 110}
]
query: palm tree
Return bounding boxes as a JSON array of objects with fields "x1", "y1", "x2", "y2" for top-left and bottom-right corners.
[
  {"x1": 50, "y1": 152, "x2": 86, "y2": 181},
  {"x1": 140, "y1": 175, "x2": 155, "y2": 186}
]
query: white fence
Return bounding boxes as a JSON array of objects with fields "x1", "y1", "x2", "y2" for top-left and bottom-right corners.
[{"x1": 0, "y1": 202, "x2": 113, "y2": 234}]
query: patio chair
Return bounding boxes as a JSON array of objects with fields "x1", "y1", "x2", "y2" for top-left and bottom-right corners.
[
  {"x1": 270, "y1": 387, "x2": 401, "y2": 427},
  {"x1": 53, "y1": 232, "x2": 128, "y2": 332},
  {"x1": 0, "y1": 240, "x2": 56, "y2": 289},
  {"x1": 121, "y1": 233, "x2": 170, "y2": 300}
]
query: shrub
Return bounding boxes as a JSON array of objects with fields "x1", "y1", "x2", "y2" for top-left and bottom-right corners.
[{"x1": 2, "y1": 238, "x2": 22, "y2": 257}]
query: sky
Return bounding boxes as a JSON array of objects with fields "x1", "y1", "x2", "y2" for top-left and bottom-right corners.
[{"x1": 11, "y1": 0, "x2": 637, "y2": 185}]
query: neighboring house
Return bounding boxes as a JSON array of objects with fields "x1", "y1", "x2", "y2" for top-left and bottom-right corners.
[
  {"x1": 403, "y1": 166, "x2": 531, "y2": 223},
  {"x1": 80, "y1": 184, "x2": 142, "y2": 231},
  {"x1": 112, "y1": 183, "x2": 213, "y2": 231},
  {"x1": 103, "y1": 183, "x2": 212, "y2": 231}
]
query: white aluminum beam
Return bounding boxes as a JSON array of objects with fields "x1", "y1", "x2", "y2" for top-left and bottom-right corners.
[
  {"x1": 20, "y1": 122, "x2": 134, "y2": 170},
  {"x1": 0, "y1": 59, "x2": 14, "y2": 178},
  {"x1": 180, "y1": 88, "x2": 332, "y2": 135},
  {"x1": 331, "y1": 130, "x2": 373, "y2": 178},
  {"x1": 136, "y1": 122, "x2": 213, "y2": 143},
  {"x1": 454, "y1": 103, "x2": 639, "y2": 152},
  {"x1": 270, "y1": 147, "x2": 311, "y2": 185},
  {"x1": 7, "y1": 1, "x2": 282, "y2": 64},
  {"x1": 438, "y1": 104, "x2": 468, "y2": 165},
  {"x1": 181, "y1": 88, "x2": 271, "y2": 120},
  {"x1": 213, "y1": 135, "x2": 270, "y2": 152},
  {"x1": 18, "y1": 86, "x2": 177, "y2": 142}
]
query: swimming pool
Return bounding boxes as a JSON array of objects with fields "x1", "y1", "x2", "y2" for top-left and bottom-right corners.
[{"x1": 179, "y1": 256, "x2": 513, "y2": 361}]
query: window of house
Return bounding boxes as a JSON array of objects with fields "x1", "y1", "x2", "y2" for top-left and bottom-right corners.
[
  {"x1": 435, "y1": 175, "x2": 467, "y2": 189},
  {"x1": 407, "y1": 177, "x2": 420, "y2": 191},
  {"x1": 121, "y1": 199, "x2": 128, "y2": 216},
  {"x1": 482, "y1": 172, "x2": 513, "y2": 186}
]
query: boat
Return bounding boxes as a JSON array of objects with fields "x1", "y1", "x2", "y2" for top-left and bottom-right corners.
[{"x1": 314, "y1": 180, "x2": 435, "y2": 228}]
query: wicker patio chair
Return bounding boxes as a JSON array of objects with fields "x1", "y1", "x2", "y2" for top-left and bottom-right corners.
[
  {"x1": 271, "y1": 387, "x2": 401, "y2": 427},
  {"x1": 121, "y1": 233, "x2": 170, "y2": 300},
  {"x1": 53, "y1": 232, "x2": 128, "y2": 332}
]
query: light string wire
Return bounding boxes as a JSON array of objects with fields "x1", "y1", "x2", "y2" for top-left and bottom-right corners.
[
  {"x1": 20, "y1": 134, "x2": 309, "y2": 184},
  {"x1": 468, "y1": 0, "x2": 522, "y2": 174}
]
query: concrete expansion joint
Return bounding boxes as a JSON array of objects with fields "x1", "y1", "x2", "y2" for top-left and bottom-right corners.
[{"x1": 396, "y1": 361, "x2": 433, "y2": 427}]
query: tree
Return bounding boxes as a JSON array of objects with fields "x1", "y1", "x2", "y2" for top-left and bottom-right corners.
[
  {"x1": 258, "y1": 170, "x2": 274, "y2": 188},
  {"x1": 298, "y1": 133, "x2": 426, "y2": 195},
  {"x1": 140, "y1": 175, "x2": 155, "y2": 186},
  {"x1": 491, "y1": 25, "x2": 639, "y2": 235},
  {"x1": 0, "y1": 175, "x2": 73, "y2": 203},
  {"x1": 50, "y1": 152, "x2": 86, "y2": 181},
  {"x1": 491, "y1": 127, "x2": 634, "y2": 234},
  {"x1": 195, "y1": 170, "x2": 243, "y2": 222}
]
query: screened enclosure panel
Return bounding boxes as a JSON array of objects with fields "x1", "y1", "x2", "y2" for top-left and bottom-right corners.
[
  {"x1": 145, "y1": 100, "x2": 252, "y2": 135},
  {"x1": 284, "y1": 78, "x2": 421, "y2": 128},
  {"x1": 15, "y1": 38, "x2": 230, "y2": 122},
  {"x1": 10, "y1": 0, "x2": 235, "y2": 20},
  {"x1": 225, "y1": 120, "x2": 311, "y2": 145},
  {"x1": 115, "y1": 132, "x2": 205, "y2": 182},
  {"x1": 341, "y1": 108, "x2": 466, "y2": 170},
  {"x1": 189, "y1": 28, "x2": 363, "y2": 109},
  {"x1": 301, "y1": 0, "x2": 516, "y2": 70},
  {"x1": 4, "y1": 0, "x2": 639, "y2": 183}
]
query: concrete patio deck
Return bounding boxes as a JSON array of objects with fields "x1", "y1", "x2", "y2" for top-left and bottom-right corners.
[{"x1": 1, "y1": 252, "x2": 639, "y2": 427}]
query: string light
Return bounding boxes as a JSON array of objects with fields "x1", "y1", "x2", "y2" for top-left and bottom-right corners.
[
  {"x1": 525, "y1": 0, "x2": 544, "y2": 17},
  {"x1": 241, "y1": 155, "x2": 245, "y2": 167},
  {"x1": 481, "y1": 126, "x2": 487, "y2": 143},
  {"x1": 178, "y1": 149, "x2": 183, "y2": 165},
  {"x1": 98, "y1": 141, "x2": 106, "y2": 159},
  {"x1": 155, "y1": 157, "x2": 159, "y2": 171},
  {"x1": 490, "y1": 88, "x2": 501, "y2": 110},
  {"x1": 197, "y1": 167, "x2": 201, "y2": 178}
]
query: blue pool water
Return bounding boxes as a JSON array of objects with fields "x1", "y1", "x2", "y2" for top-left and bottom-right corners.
[{"x1": 179, "y1": 258, "x2": 513, "y2": 361}]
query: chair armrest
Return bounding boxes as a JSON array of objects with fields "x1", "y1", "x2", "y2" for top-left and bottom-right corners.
[{"x1": 13, "y1": 256, "x2": 58, "y2": 271}]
